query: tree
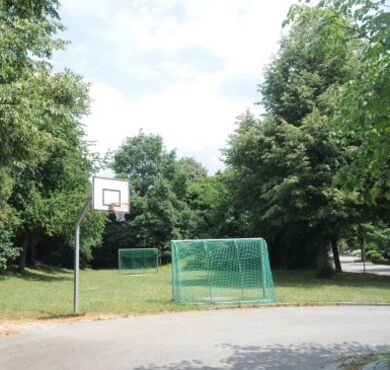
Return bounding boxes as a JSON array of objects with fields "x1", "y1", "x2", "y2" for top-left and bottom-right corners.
[
  {"x1": 186, "y1": 171, "x2": 248, "y2": 239},
  {"x1": 225, "y1": 7, "x2": 362, "y2": 274},
  {"x1": 94, "y1": 133, "x2": 196, "y2": 266},
  {"x1": 112, "y1": 131, "x2": 177, "y2": 196},
  {"x1": 0, "y1": 0, "x2": 65, "y2": 271},
  {"x1": 0, "y1": 0, "x2": 65, "y2": 172},
  {"x1": 172, "y1": 157, "x2": 208, "y2": 200},
  {"x1": 0, "y1": 1, "x2": 106, "y2": 271},
  {"x1": 10, "y1": 71, "x2": 105, "y2": 271},
  {"x1": 176, "y1": 157, "x2": 208, "y2": 183},
  {"x1": 287, "y1": 0, "x2": 390, "y2": 202}
]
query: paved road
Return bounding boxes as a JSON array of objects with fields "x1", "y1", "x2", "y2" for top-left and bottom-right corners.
[
  {"x1": 340, "y1": 256, "x2": 390, "y2": 276},
  {"x1": 1, "y1": 306, "x2": 390, "y2": 370}
]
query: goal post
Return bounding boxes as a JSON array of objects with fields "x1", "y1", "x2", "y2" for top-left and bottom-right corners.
[
  {"x1": 171, "y1": 238, "x2": 275, "y2": 304},
  {"x1": 118, "y1": 248, "x2": 159, "y2": 274}
]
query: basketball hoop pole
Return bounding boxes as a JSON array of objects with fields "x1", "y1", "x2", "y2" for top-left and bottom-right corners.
[{"x1": 74, "y1": 196, "x2": 92, "y2": 314}]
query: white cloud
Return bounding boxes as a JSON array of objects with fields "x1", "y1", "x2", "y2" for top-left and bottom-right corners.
[
  {"x1": 61, "y1": 0, "x2": 296, "y2": 172},
  {"x1": 85, "y1": 76, "x2": 260, "y2": 173}
]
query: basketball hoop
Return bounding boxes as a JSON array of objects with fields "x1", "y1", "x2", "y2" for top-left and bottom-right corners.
[
  {"x1": 74, "y1": 176, "x2": 130, "y2": 314},
  {"x1": 108, "y1": 203, "x2": 130, "y2": 222}
]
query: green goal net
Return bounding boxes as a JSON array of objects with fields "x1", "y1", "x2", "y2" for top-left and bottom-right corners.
[
  {"x1": 118, "y1": 248, "x2": 159, "y2": 274},
  {"x1": 172, "y1": 238, "x2": 275, "y2": 304}
]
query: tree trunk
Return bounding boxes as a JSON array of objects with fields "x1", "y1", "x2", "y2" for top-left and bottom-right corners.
[
  {"x1": 316, "y1": 238, "x2": 328, "y2": 277},
  {"x1": 30, "y1": 240, "x2": 37, "y2": 268},
  {"x1": 360, "y1": 235, "x2": 366, "y2": 273},
  {"x1": 19, "y1": 233, "x2": 29, "y2": 273},
  {"x1": 331, "y1": 236, "x2": 342, "y2": 272}
]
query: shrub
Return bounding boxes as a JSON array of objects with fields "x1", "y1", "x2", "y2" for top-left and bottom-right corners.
[
  {"x1": 351, "y1": 249, "x2": 361, "y2": 257},
  {"x1": 365, "y1": 249, "x2": 378, "y2": 260},
  {"x1": 369, "y1": 252, "x2": 386, "y2": 264}
]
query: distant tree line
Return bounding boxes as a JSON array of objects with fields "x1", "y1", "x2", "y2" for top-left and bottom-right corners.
[
  {"x1": 92, "y1": 133, "x2": 243, "y2": 268},
  {"x1": 1, "y1": 0, "x2": 389, "y2": 276}
]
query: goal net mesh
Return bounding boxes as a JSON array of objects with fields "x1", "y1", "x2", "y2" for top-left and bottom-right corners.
[
  {"x1": 118, "y1": 248, "x2": 159, "y2": 274},
  {"x1": 172, "y1": 238, "x2": 275, "y2": 304}
]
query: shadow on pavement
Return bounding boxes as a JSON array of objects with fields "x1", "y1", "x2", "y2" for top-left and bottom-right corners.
[{"x1": 134, "y1": 342, "x2": 390, "y2": 370}]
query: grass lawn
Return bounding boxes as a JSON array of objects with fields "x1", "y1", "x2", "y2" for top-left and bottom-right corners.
[
  {"x1": 342, "y1": 353, "x2": 390, "y2": 370},
  {"x1": 0, "y1": 265, "x2": 389, "y2": 320}
]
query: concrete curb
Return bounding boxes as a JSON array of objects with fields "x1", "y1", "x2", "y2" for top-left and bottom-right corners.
[{"x1": 208, "y1": 302, "x2": 390, "y2": 311}]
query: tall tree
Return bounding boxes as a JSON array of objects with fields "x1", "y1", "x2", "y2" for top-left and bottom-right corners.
[
  {"x1": 287, "y1": 0, "x2": 390, "y2": 202},
  {"x1": 10, "y1": 71, "x2": 105, "y2": 271},
  {"x1": 186, "y1": 171, "x2": 248, "y2": 239},
  {"x1": 225, "y1": 7, "x2": 362, "y2": 274},
  {"x1": 95, "y1": 133, "x2": 196, "y2": 266},
  {"x1": 0, "y1": 1, "x2": 105, "y2": 271},
  {"x1": 112, "y1": 131, "x2": 177, "y2": 196},
  {"x1": 0, "y1": 0, "x2": 65, "y2": 271}
]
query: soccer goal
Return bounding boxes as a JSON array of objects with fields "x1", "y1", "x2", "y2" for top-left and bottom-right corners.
[
  {"x1": 118, "y1": 248, "x2": 159, "y2": 274},
  {"x1": 171, "y1": 238, "x2": 275, "y2": 304}
]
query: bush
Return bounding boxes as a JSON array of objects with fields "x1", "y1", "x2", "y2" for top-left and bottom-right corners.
[
  {"x1": 369, "y1": 252, "x2": 387, "y2": 264},
  {"x1": 365, "y1": 249, "x2": 378, "y2": 260},
  {"x1": 351, "y1": 249, "x2": 361, "y2": 257},
  {"x1": 0, "y1": 209, "x2": 20, "y2": 272}
]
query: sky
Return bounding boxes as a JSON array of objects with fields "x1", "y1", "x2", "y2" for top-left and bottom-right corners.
[{"x1": 54, "y1": 0, "x2": 296, "y2": 174}]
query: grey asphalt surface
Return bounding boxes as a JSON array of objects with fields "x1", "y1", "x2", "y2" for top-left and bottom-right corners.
[
  {"x1": 340, "y1": 256, "x2": 390, "y2": 276},
  {"x1": 1, "y1": 306, "x2": 390, "y2": 370}
]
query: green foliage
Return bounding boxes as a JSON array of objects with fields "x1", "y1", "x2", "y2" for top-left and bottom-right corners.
[
  {"x1": 0, "y1": 0, "x2": 67, "y2": 269},
  {"x1": 263, "y1": 5, "x2": 358, "y2": 126},
  {"x1": 176, "y1": 157, "x2": 208, "y2": 183},
  {"x1": 366, "y1": 249, "x2": 386, "y2": 263},
  {"x1": 0, "y1": 208, "x2": 19, "y2": 272},
  {"x1": 7, "y1": 70, "x2": 105, "y2": 268},
  {"x1": 112, "y1": 131, "x2": 177, "y2": 196},
  {"x1": 172, "y1": 157, "x2": 208, "y2": 200},
  {"x1": 187, "y1": 171, "x2": 247, "y2": 239},
  {"x1": 0, "y1": 1, "x2": 105, "y2": 270},
  {"x1": 95, "y1": 133, "x2": 198, "y2": 266},
  {"x1": 0, "y1": 0, "x2": 65, "y2": 169},
  {"x1": 369, "y1": 252, "x2": 387, "y2": 264},
  {"x1": 362, "y1": 223, "x2": 390, "y2": 254},
  {"x1": 287, "y1": 0, "x2": 390, "y2": 202},
  {"x1": 225, "y1": 8, "x2": 364, "y2": 273},
  {"x1": 351, "y1": 249, "x2": 362, "y2": 257}
]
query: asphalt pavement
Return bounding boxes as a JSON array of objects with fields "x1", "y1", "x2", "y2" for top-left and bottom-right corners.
[
  {"x1": 1, "y1": 306, "x2": 390, "y2": 370},
  {"x1": 340, "y1": 256, "x2": 390, "y2": 276}
]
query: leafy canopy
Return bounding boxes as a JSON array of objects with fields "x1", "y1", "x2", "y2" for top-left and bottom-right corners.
[{"x1": 287, "y1": 0, "x2": 390, "y2": 201}]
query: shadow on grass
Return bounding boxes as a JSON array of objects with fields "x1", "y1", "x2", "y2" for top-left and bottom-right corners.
[
  {"x1": 273, "y1": 270, "x2": 390, "y2": 289},
  {"x1": 134, "y1": 342, "x2": 390, "y2": 370},
  {"x1": 36, "y1": 312, "x2": 85, "y2": 321},
  {"x1": 171, "y1": 270, "x2": 390, "y2": 291},
  {"x1": 33, "y1": 263, "x2": 72, "y2": 275},
  {"x1": 2, "y1": 265, "x2": 72, "y2": 282}
]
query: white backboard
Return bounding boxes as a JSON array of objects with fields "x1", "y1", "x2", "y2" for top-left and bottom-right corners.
[{"x1": 92, "y1": 176, "x2": 130, "y2": 212}]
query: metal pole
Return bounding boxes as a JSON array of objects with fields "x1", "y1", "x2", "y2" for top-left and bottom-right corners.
[
  {"x1": 203, "y1": 241, "x2": 213, "y2": 302},
  {"x1": 74, "y1": 197, "x2": 92, "y2": 314},
  {"x1": 74, "y1": 222, "x2": 80, "y2": 314},
  {"x1": 233, "y1": 240, "x2": 245, "y2": 301},
  {"x1": 261, "y1": 240, "x2": 267, "y2": 300},
  {"x1": 362, "y1": 238, "x2": 366, "y2": 274},
  {"x1": 359, "y1": 226, "x2": 366, "y2": 274}
]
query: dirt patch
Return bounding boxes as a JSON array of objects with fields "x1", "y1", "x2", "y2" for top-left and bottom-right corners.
[
  {"x1": 0, "y1": 313, "x2": 121, "y2": 337},
  {"x1": 0, "y1": 327, "x2": 22, "y2": 337}
]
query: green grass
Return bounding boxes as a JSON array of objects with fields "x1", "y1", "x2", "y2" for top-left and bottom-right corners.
[
  {"x1": 0, "y1": 265, "x2": 389, "y2": 320},
  {"x1": 342, "y1": 353, "x2": 390, "y2": 370}
]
